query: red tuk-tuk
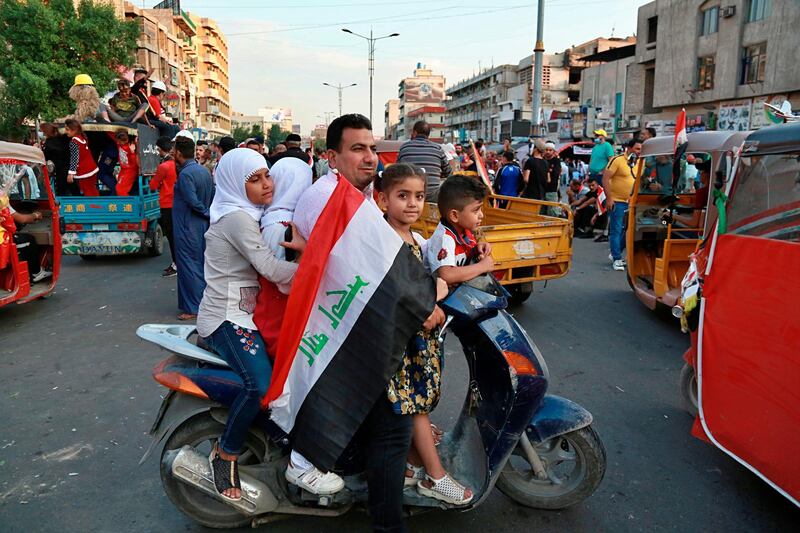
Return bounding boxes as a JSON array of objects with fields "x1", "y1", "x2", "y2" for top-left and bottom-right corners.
[
  {"x1": 678, "y1": 122, "x2": 800, "y2": 507},
  {"x1": 0, "y1": 141, "x2": 61, "y2": 307}
]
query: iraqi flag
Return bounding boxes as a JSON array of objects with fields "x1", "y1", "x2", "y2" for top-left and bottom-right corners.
[
  {"x1": 672, "y1": 108, "x2": 688, "y2": 191},
  {"x1": 262, "y1": 175, "x2": 436, "y2": 471},
  {"x1": 469, "y1": 139, "x2": 494, "y2": 194},
  {"x1": 596, "y1": 185, "x2": 607, "y2": 215}
]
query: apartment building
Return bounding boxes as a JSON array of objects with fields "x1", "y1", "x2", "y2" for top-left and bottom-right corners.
[
  {"x1": 445, "y1": 65, "x2": 518, "y2": 142},
  {"x1": 629, "y1": 0, "x2": 799, "y2": 134},
  {"x1": 190, "y1": 15, "x2": 231, "y2": 136},
  {"x1": 124, "y1": 2, "x2": 197, "y2": 124}
]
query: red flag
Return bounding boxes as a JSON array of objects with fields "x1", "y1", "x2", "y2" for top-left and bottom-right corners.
[
  {"x1": 469, "y1": 139, "x2": 494, "y2": 194},
  {"x1": 672, "y1": 109, "x2": 688, "y2": 190}
]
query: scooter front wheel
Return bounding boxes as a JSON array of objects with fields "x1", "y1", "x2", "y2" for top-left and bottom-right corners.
[
  {"x1": 497, "y1": 425, "x2": 606, "y2": 510},
  {"x1": 160, "y1": 412, "x2": 267, "y2": 529}
]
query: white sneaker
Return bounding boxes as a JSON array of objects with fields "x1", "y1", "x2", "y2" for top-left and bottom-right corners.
[
  {"x1": 608, "y1": 253, "x2": 613, "y2": 262},
  {"x1": 285, "y1": 461, "x2": 345, "y2": 495},
  {"x1": 32, "y1": 270, "x2": 52, "y2": 283},
  {"x1": 612, "y1": 260, "x2": 626, "y2": 271}
]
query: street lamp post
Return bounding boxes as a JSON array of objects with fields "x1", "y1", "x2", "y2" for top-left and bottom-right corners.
[
  {"x1": 342, "y1": 28, "x2": 399, "y2": 125},
  {"x1": 323, "y1": 82, "x2": 357, "y2": 117}
]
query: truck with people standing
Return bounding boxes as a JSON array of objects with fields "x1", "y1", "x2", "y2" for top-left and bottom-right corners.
[{"x1": 54, "y1": 121, "x2": 164, "y2": 258}]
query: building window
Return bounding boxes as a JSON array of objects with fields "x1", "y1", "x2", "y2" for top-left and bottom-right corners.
[
  {"x1": 697, "y1": 55, "x2": 715, "y2": 90},
  {"x1": 647, "y1": 16, "x2": 658, "y2": 43},
  {"x1": 741, "y1": 43, "x2": 767, "y2": 84},
  {"x1": 701, "y1": 6, "x2": 719, "y2": 35},
  {"x1": 746, "y1": 0, "x2": 771, "y2": 22}
]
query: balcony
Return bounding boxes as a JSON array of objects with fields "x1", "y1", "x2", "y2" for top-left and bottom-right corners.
[
  {"x1": 201, "y1": 35, "x2": 220, "y2": 52},
  {"x1": 204, "y1": 70, "x2": 219, "y2": 82},
  {"x1": 174, "y1": 11, "x2": 196, "y2": 37}
]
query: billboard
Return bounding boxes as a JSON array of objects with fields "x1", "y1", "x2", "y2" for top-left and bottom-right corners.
[
  {"x1": 403, "y1": 78, "x2": 445, "y2": 105},
  {"x1": 717, "y1": 99, "x2": 751, "y2": 131},
  {"x1": 750, "y1": 95, "x2": 788, "y2": 130}
]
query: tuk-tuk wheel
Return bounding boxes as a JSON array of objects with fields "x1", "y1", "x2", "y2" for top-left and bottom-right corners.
[
  {"x1": 142, "y1": 223, "x2": 164, "y2": 257},
  {"x1": 508, "y1": 283, "x2": 533, "y2": 306},
  {"x1": 679, "y1": 363, "x2": 698, "y2": 417}
]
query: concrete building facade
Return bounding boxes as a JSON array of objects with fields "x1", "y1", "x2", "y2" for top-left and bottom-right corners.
[
  {"x1": 405, "y1": 106, "x2": 446, "y2": 142},
  {"x1": 445, "y1": 65, "x2": 517, "y2": 142},
  {"x1": 397, "y1": 65, "x2": 446, "y2": 140},
  {"x1": 191, "y1": 15, "x2": 231, "y2": 136},
  {"x1": 631, "y1": 0, "x2": 800, "y2": 134},
  {"x1": 384, "y1": 99, "x2": 400, "y2": 140}
]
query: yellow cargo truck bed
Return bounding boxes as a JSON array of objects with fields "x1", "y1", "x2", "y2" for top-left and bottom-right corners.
[{"x1": 412, "y1": 194, "x2": 574, "y2": 286}]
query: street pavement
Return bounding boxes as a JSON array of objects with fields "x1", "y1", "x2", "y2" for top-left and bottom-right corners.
[{"x1": 0, "y1": 238, "x2": 796, "y2": 532}]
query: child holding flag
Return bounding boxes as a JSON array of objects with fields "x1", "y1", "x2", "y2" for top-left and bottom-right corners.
[{"x1": 376, "y1": 163, "x2": 475, "y2": 505}]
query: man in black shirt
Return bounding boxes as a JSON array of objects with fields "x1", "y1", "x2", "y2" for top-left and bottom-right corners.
[
  {"x1": 522, "y1": 140, "x2": 548, "y2": 200},
  {"x1": 543, "y1": 141, "x2": 562, "y2": 215}
]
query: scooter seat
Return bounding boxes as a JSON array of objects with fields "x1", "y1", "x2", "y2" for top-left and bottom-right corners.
[{"x1": 136, "y1": 324, "x2": 229, "y2": 368}]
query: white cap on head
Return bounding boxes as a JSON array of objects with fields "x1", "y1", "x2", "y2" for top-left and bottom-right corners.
[
  {"x1": 151, "y1": 80, "x2": 167, "y2": 92},
  {"x1": 544, "y1": 141, "x2": 556, "y2": 150},
  {"x1": 173, "y1": 130, "x2": 194, "y2": 142}
]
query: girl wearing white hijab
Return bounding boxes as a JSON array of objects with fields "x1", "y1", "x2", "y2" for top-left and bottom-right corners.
[
  {"x1": 252, "y1": 157, "x2": 344, "y2": 495},
  {"x1": 196, "y1": 148, "x2": 305, "y2": 501}
]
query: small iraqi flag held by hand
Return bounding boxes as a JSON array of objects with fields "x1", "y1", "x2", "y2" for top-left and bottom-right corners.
[
  {"x1": 262, "y1": 174, "x2": 436, "y2": 471},
  {"x1": 672, "y1": 108, "x2": 688, "y2": 191}
]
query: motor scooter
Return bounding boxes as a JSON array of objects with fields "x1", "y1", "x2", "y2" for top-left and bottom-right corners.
[{"x1": 138, "y1": 273, "x2": 606, "y2": 528}]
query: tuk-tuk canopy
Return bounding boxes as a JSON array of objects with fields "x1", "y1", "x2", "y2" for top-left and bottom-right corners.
[
  {"x1": 741, "y1": 122, "x2": 800, "y2": 156},
  {"x1": 641, "y1": 131, "x2": 751, "y2": 157},
  {"x1": 55, "y1": 122, "x2": 138, "y2": 136},
  {"x1": 0, "y1": 141, "x2": 46, "y2": 165}
]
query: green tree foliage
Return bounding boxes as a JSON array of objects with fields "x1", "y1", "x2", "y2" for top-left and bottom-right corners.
[
  {"x1": 232, "y1": 123, "x2": 264, "y2": 144},
  {"x1": 313, "y1": 138, "x2": 327, "y2": 152},
  {"x1": 0, "y1": 0, "x2": 138, "y2": 139},
  {"x1": 267, "y1": 123, "x2": 285, "y2": 151}
]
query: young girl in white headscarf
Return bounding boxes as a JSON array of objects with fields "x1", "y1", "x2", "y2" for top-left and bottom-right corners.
[
  {"x1": 195, "y1": 148, "x2": 305, "y2": 501},
  {"x1": 252, "y1": 157, "x2": 345, "y2": 496}
]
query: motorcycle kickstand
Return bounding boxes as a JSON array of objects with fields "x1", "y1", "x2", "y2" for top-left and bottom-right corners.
[{"x1": 519, "y1": 433, "x2": 548, "y2": 480}]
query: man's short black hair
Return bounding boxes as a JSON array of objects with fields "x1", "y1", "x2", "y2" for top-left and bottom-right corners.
[
  {"x1": 625, "y1": 138, "x2": 642, "y2": 150},
  {"x1": 437, "y1": 174, "x2": 487, "y2": 218},
  {"x1": 174, "y1": 136, "x2": 195, "y2": 159},
  {"x1": 646, "y1": 127, "x2": 657, "y2": 138},
  {"x1": 196, "y1": 140, "x2": 208, "y2": 147},
  {"x1": 156, "y1": 135, "x2": 173, "y2": 151},
  {"x1": 502, "y1": 150, "x2": 514, "y2": 161},
  {"x1": 327, "y1": 113, "x2": 372, "y2": 152},
  {"x1": 218, "y1": 136, "x2": 236, "y2": 154},
  {"x1": 412, "y1": 120, "x2": 431, "y2": 138}
]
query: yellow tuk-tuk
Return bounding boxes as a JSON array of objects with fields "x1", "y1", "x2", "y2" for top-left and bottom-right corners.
[{"x1": 625, "y1": 131, "x2": 749, "y2": 312}]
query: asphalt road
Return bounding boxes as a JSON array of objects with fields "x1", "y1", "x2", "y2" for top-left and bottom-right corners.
[{"x1": 0, "y1": 239, "x2": 796, "y2": 532}]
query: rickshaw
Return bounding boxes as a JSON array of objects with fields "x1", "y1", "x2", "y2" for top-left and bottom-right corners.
[
  {"x1": 678, "y1": 122, "x2": 800, "y2": 506},
  {"x1": 0, "y1": 141, "x2": 61, "y2": 307},
  {"x1": 625, "y1": 131, "x2": 750, "y2": 312},
  {"x1": 376, "y1": 141, "x2": 574, "y2": 305},
  {"x1": 54, "y1": 122, "x2": 162, "y2": 258}
]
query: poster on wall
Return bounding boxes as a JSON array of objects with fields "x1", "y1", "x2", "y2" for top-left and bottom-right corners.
[
  {"x1": 717, "y1": 99, "x2": 751, "y2": 131},
  {"x1": 750, "y1": 94, "x2": 788, "y2": 129}
]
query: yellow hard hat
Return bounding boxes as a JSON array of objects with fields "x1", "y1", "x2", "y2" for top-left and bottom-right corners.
[
  {"x1": 593, "y1": 129, "x2": 608, "y2": 137},
  {"x1": 73, "y1": 74, "x2": 94, "y2": 86}
]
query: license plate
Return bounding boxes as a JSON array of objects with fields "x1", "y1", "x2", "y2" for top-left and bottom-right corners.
[{"x1": 93, "y1": 224, "x2": 109, "y2": 230}]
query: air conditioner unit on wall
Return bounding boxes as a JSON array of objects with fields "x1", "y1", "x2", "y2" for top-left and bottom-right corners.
[{"x1": 721, "y1": 5, "x2": 736, "y2": 18}]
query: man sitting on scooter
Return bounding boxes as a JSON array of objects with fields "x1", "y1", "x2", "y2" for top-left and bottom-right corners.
[{"x1": 292, "y1": 114, "x2": 445, "y2": 531}]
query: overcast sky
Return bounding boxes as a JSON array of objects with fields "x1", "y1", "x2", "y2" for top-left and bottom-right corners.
[{"x1": 179, "y1": 0, "x2": 646, "y2": 135}]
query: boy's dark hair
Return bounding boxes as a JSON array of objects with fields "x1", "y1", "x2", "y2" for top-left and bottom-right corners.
[
  {"x1": 374, "y1": 163, "x2": 425, "y2": 193},
  {"x1": 64, "y1": 118, "x2": 83, "y2": 134},
  {"x1": 625, "y1": 138, "x2": 641, "y2": 150},
  {"x1": 218, "y1": 136, "x2": 236, "y2": 154},
  {"x1": 174, "y1": 136, "x2": 195, "y2": 159},
  {"x1": 326, "y1": 113, "x2": 372, "y2": 152},
  {"x1": 437, "y1": 174, "x2": 487, "y2": 217},
  {"x1": 475, "y1": 141, "x2": 483, "y2": 150},
  {"x1": 156, "y1": 135, "x2": 173, "y2": 151},
  {"x1": 646, "y1": 127, "x2": 657, "y2": 138},
  {"x1": 502, "y1": 150, "x2": 514, "y2": 161},
  {"x1": 196, "y1": 139, "x2": 208, "y2": 147}
]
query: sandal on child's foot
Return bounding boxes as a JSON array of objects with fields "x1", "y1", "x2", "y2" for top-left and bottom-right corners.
[
  {"x1": 417, "y1": 473, "x2": 473, "y2": 505},
  {"x1": 404, "y1": 463, "x2": 426, "y2": 487},
  {"x1": 209, "y1": 444, "x2": 241, "y2": 501}
]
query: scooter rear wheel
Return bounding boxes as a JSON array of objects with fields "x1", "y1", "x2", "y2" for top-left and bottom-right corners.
[
  {"x1": 160, "y1": 412, "x2": 267, "y2": 529},
  {"x1": 679, "y1": 362, "x2": 699, "y2": 417},
  {"x1": 497, "y1": 425, "x2": 606, "y2": 510}
]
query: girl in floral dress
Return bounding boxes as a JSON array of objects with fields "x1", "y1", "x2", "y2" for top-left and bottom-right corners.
[{"x1": 377, "y1": 163, "x2": 474, "y2": 506}]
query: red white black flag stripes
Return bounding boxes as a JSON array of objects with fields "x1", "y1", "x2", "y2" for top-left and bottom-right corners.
[
  {"x1": 672, "y1": 108, "x2": 688, "y2": 190},
  {"x1": 262, "y1": 176, "x2": 436, "y2": 471}
]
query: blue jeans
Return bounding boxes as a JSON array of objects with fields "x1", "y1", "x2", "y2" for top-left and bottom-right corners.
[
  {"x1": 205, "y1": 321, "x2": 272, "y2": 455},
  {"x1": 608, "y1": 201, "x2": 629, "y2": 261}
]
